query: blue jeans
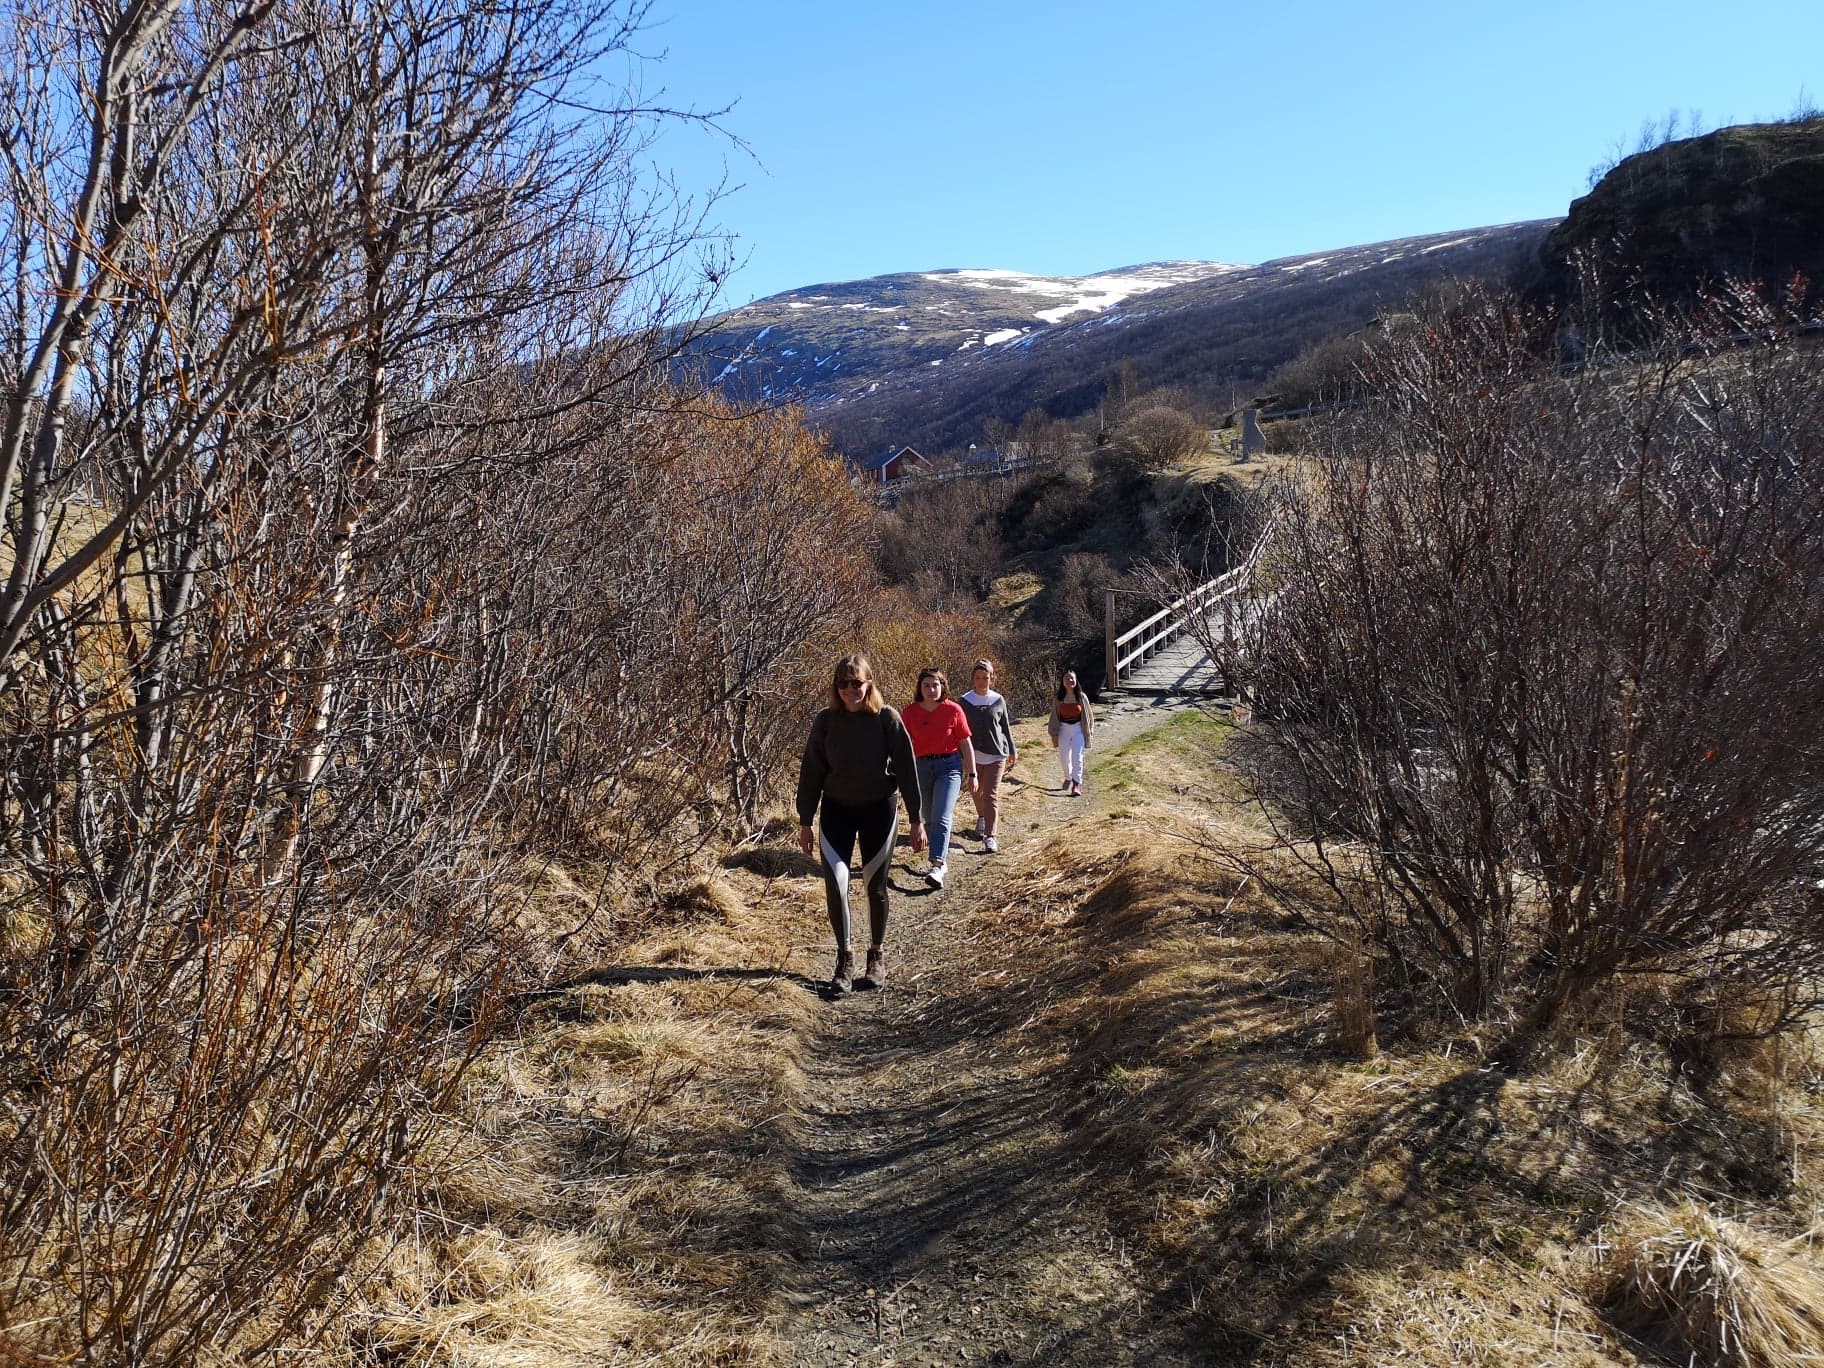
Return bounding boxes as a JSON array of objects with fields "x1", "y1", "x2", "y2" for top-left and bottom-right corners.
[{"x1": 915, "y1": 753, "x2": 963, "y2": 864}]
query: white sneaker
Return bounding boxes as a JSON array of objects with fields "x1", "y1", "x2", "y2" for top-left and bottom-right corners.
[
  {"x1": 928, "y1": 863, "x2": 946, "y2": 888},
  {"x1": 983, "y1": 835, "x2": 998, "y2": 853}
]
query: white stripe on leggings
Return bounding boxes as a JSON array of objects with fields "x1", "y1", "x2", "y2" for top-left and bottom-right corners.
[
  {"x1": 859, "y1": 812, "x2": 898, "y2": 885},
  {"x1": 819, "y1": 834, "x2": 851, "y2": 905}
]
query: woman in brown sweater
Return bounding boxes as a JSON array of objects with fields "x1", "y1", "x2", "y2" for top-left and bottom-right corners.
[{"x1": 797, "y1": 654, "x2": 924, "y2": 993}]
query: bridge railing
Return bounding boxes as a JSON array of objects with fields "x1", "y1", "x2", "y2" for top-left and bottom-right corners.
[{"x1": 1105, "y1": 527, "x2": 1270, "y2": 690}]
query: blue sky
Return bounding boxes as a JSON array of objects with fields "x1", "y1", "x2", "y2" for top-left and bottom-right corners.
[{"x1": 631, "y1": 1, "x2": 1824, "y2": 307}]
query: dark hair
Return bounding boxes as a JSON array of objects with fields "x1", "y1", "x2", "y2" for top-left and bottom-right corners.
[
  {"x1": 1056, "y1": 668, "x2": 1081, "y2": 701},
  {"x1": 911, "y1": 667, "x2": 949, "y2": 707}
]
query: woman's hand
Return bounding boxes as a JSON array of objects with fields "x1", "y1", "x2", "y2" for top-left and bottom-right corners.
[
  {"x1": 909, "y1": 821, "x2": 926, "y2": 854},
  {"x1": 798, "y1": 824, "x2": 815, "y2": 857}
]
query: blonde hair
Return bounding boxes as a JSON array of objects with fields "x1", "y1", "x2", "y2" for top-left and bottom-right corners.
[{"x1": 829, "y1": 653, "x2": 883, "y2": 714}]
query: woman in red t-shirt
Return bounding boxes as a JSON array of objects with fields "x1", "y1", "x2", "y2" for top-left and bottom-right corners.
[{"x1": 904, "y1": 668, "x2": 978, "y2": 888}]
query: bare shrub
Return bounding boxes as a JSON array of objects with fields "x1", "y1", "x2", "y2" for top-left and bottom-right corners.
[
  {"x1": 1052, "y1": 551, "x2": 1120, "y2": 642},
  {"x1": 1258, "y1": 417, "x2": 1304, "y2": 453},
  {"x1": 830, "y1": 580, "x2": 1047, "y2": 721},
  {"x1": 1222, "y1": 283, "x2": 1824, "y2": 1028},
  {"x1": 628, "y1": 400, "x2": 877, "y2": 840},
  {"x1": 875, "y1": 475, "x2": 1011, "y2": 602},
  {"x1": 1266, "y1": 329, "x2": 1377, "y2": 410},
  {"x1": 1016, "y1": 465, "x2": 1103, "y2": 548},
  {"x1": 1330, "y1": 934, "x2": 1379, "y2": 1059},
  {"x1": 0, "y1": 0, "x2": 885, "y2": 1357}
]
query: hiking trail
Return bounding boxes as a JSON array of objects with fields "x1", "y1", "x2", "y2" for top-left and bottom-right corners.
[{"x1": 771, "y1": 695, "x2": 1206, "y2": 1367}]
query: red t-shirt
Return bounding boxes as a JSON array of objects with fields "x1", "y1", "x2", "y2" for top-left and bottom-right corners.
[{"x1": 902, "y1": 698, "x2": 972, "y2": 758}]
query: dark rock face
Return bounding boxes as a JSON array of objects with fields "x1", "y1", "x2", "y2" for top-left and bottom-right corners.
[{"x1": 1535, "y1": 118, "x2": 1824, "y2": 308}]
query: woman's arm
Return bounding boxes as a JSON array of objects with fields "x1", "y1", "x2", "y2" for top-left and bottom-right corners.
[
  {"x1": 795, "y1": 712, "x2": 828, "y2": 845},
  {"x1": 952, "y1": 703, "x2": 979, "y2": 787},
  {"x1": 884, "y1": 707, "x2": 923, "y2": 824},
  {"x1": 795, "y1": 715, "x2": 828, "y2": 824}
]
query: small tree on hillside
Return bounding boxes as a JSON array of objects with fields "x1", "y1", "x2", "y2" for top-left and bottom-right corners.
[
  {"x1": 874, "y1": 475, "x2": 1009, "y2": 603},
  {"x1": 1113, "y1": 404, "x2": 1207, "y2": 470},
  {"x1": 1098, "y1": 360, "x2": 1140, "y2": 435}
]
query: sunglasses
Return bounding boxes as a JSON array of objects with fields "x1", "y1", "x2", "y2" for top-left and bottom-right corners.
[{"x1": 838, "y1": 678, "x2": 870, "y2": 691}]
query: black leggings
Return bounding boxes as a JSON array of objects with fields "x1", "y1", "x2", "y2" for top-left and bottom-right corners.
[{"x1": 818, "y1": 795, "x2": 898, "y2": 950}]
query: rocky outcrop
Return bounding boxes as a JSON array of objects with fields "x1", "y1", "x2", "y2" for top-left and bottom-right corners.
[{"x1": 1535, "y1": 118, "x2": 1824, "y2": 309}]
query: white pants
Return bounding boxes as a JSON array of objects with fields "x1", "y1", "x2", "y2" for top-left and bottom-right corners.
[{"x1": 1058, "y1": 722, "x2": 1086, "y2": 786}]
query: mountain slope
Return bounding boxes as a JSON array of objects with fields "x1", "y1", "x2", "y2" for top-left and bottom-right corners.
[{"x1": 695, "y1": 221, "x2": 1555, "y2": 456}]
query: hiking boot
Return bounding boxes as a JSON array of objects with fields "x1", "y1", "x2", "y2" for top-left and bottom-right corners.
[
  {"x1": 856, "y1": 947, "x2": 885, "y2": 991},
  {"x1": 928, "y1": 862, "x2": 946, "y2": 888},
  {"x1": 830, "y1": 950, "x2": 855, "y2": 994},
  {"x1": 983, "y1": 834, "x2": 998, "y2": 853}
]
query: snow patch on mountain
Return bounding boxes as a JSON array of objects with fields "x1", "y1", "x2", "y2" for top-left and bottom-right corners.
[{"x1": 922, "y1": 261, "x2": 1245, "y2": 325}]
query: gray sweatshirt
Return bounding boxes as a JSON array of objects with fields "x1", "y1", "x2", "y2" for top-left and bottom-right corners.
[{"x1": 959, "y1": 689, "x2": 1017, "y2": 764}]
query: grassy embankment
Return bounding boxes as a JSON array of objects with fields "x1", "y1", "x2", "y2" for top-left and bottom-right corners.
[{"x1": 337, "y1": 703, "x2": 1824, "y2": 1365}]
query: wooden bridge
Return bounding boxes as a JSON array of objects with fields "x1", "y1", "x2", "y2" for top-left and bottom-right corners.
[{"x1": 1103, "y1": 531, "x2": 1269, "y2": 698}]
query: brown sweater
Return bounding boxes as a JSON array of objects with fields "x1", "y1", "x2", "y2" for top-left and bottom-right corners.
[{"x1": 796, "y1": 705, "x2": 922, "y2": 825}]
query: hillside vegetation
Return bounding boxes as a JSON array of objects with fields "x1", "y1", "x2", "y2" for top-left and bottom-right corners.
[{"x1": 872, "y1": 436, "x2": 1267, "y2": 700}]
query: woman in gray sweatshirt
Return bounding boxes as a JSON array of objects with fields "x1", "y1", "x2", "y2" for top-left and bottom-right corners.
[{"x1": 958, "y1": 658, "x2": 1017, "y2": 853}]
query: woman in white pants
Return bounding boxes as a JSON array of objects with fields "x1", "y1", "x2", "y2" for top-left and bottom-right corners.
[{"x1": 1047, "y1": 669, "x2": 1094, "y2": 797}]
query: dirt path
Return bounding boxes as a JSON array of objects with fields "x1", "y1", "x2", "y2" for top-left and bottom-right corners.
[{"x1": 773, "y1": 696, "x2": 1207, "y2": 1367}]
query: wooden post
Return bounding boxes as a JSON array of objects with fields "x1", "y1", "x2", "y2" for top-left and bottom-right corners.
[
  {"x1": 1104, "y1": 589, "x2": 1118, "y2": 689},
  {"x1": 1223, "y1": 591, "x2": 1236, "y2": 696}
]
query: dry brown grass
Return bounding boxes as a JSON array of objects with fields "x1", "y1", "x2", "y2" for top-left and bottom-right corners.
[
  {"x1": 958, "y1": 708, "x2": 1824, "y2": 1365},
  {"x1": 325, "y1": 838, "x2": 825, "y2": 1366},
  {"x1": 1595, "y1": 1204, "x2": 1824, "y2": 1367},
  {"x1": 352, "y1": 1229, "x2": 650, "y2": 1365}
]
